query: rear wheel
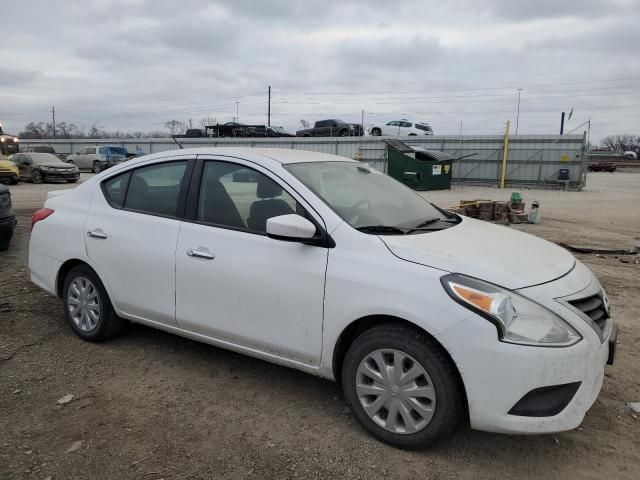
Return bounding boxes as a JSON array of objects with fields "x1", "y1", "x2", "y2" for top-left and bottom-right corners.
[
  {"x1": 341, "y1": 324, "x2": 464, "y2": 449},
  {"x1": 31, "y1": 171, "x2": 43, "y2": 184},
  {"x1": 92, "y1": 161, "x2": 102, "y2": 174},
  {"x1": 62, "y1": 265, "x2": 125, "y2": 342},
  {"x1": 340, "y1": 129, "x2": 350, "y2": 137},
  {"x1": 371, "y1": 128, "x2": 382, "y2": 136}
]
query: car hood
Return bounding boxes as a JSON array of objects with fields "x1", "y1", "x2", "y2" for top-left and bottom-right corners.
[
  {"x1": 39, "y1": 162, "x2": 75, "y2": 168},
  {"x1": 0, "y1": 160, "x2": 17, "y2": 168},
  {"x1": 379, "y1": 216, "x2": 575, "y2": 290}
]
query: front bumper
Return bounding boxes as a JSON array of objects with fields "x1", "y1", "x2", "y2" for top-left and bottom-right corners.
[
  {"x1": 437, "y1": 316, "x2": 612, "y2": 434},
  {"x1": 0, "y1": 171, "x2": 18, "y2": 182},
  {"x1": 41, "y1": 170, "x2": 79, "y2": 182},
  {"x1": 436, "y1": 262, "x2": 615, "y2": 434}
]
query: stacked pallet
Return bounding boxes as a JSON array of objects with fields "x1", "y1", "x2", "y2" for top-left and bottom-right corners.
[{"x1": 453, "y1": 199, "x2": 531, "y2": 224}]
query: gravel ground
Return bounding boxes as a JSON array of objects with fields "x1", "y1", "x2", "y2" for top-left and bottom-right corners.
[{"x1": 1, "y1": 172, "x2": 639, "y2": 480}]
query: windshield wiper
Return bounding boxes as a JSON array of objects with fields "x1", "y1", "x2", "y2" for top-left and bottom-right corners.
[
  {"x1": 405, "y1": 217, "x2": 459, "y2": 234},
  {"x1": 356, "y1": 225, "x2": 409, "y2": 235}
]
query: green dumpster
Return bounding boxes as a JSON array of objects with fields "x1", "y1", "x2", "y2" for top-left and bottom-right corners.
[{"x1": 386, "y1": 142, "x2": 454, "y2": 191}]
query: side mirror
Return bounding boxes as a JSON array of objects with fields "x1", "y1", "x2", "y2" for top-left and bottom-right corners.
[{"x1": 266, "y1": 214, "x2": 317, "y2": 241}]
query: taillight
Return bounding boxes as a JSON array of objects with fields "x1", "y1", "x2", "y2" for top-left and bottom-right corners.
[{"x1": 31, "y1": 208, "x2": 54, "y2": 230}]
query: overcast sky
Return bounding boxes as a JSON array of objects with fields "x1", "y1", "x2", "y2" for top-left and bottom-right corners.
[{"x1": 1, "y1": 0, "x2": 639, "y2": 142}]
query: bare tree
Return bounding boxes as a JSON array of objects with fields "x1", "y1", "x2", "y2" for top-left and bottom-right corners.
[
  {"x1": 19, "y1": 122, "x2": 47, "y2": 139},
  {"x1": 199, "y1": 116, "x2": 217, "y2": 129},
  {"x1": 600, "y1": 134, "x2": 640, "y2": 153},
  {"x1": 300, "y1": 119, "x2": 310, "y2": 129},
  {"x1": 56, "y1": 122, "x2": 83, "y2": 138},
  {"x1": 164, "y1": 120, "x2": 187, "y2": 135}
]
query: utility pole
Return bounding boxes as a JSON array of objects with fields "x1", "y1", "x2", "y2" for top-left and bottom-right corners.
[
  {"x1": 235, "y1": 101, "x2": 239, "y2": 123},
  {"x1": 361, "y1": 109, "x2": 364, "y2": 134},
  {"x1": 267, "y1": 86, "x2": 271, "y2": 127},
  {"x1": 515, "y1": 88, "x2": 523, "y2": 134},
  {"x1": 500, "y1": 120, "x2": 511, "y2": 189},
  {"x1": 560, "y1": 112, "x2": 565, "y2": 135},
  {"x1": 52, "y1": 106, "x2": 56, "y2": 139}
]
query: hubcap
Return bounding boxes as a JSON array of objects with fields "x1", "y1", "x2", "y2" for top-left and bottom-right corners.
[
  {"x1": 67, "y1": 276, "x2": 101, "y2": 332},
  {"x1": 356, "y1": 349, "x2": 436, "y2": 434}
]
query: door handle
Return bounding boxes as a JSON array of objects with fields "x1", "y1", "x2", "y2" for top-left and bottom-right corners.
[
  {"x1": 187, "y1": 248, "x2": 215, "y2": 260},
  {"x1": 87, "y1": 229, "x2": 107, "y2": 239}
]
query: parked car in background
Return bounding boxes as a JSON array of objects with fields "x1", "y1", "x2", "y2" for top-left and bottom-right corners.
[
  {"x1": 0, "y1": 157, "x2": 20, "y2": 184},
  {"x1": 588, "y1": 162, "x2": 616, "y2": 172},
  {"x1": 266, "y1": 126, "x2": 295, "y2": 137},
  {"x1": 623, "y1": 151, "x2": 637, "y2": 160},
  {"x1": 0, "y1": 123, "x2": 19, "y2": 156},
  {"x1": 0, "y1": 183, "x2": 16, "y2": 251},
  {"x1": 21, "y1": 144, "x2": 69, "y2": 161},
  {"x1": 370, "y1": 119, "x2": 434, "y2": 136},
  {"x1": 66, "y1": 146, "x2": 129, "y2": 173},
  {"x1": 10, "y1": 152, "x2": 79, "y2": 183},
  {"x1": 22, "y1": 145, "x2": 56, "y2": 154},
  {"x1": 296, "y1": 119, "x2": 355, "y2": 137},
  {"x1": 29, "y1": 147, "x2": 616, "y2": 449}
]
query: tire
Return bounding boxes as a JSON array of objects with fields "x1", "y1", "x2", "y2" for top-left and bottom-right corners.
[
  {"x1": 31, "y1": 171, "x2": 43, "y2": 184},
  {"x1": 371, "y1": 128, "x2": 382, "y2": 136},
  {"x1": 341, "y1": 324, "x2": 464, "y2": 449},
  {"x1": 11, "y1": 177, "x2": 19, "y2": 185},
  {"x1": 92, "y1": 161, "x2": 102, "y2": 174},
  {"x1": 62, "y1": 265, "x2": 125, "y2": 342},
  {"x1": 339, "y1": 129, "x2": 350, "y2": 137}
]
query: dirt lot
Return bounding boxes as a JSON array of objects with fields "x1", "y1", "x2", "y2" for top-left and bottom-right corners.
[{"x1": 1, "y1": 172, "x2": 639, "y2": 480}]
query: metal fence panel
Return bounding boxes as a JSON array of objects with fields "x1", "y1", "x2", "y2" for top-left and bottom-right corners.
[{"x1": 20, "y1": 134, "x2": 586, "y2": 188}]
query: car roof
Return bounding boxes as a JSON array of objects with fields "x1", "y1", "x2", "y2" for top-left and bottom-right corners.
[{"x1": 138, "y1": 147, "x2": 358, "y2": 165}]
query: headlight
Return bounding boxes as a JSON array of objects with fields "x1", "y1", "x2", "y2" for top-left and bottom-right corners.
[
  {"x1": 0, "y1": 138, "x2": 5, "y2": 143},
  {"x1": 13, "y1": 138, "x2": 19, "y2": 143},
  {"x1": 40, "y1": 166, "x2": 49, "y2": 171},
  {"x1": 441, "y1": 273, "x2": 581, "y2": 347}
]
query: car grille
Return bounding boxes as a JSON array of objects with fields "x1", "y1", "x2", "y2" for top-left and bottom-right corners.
[{"x1": 569, "y1": 292, "x2": 609, "y2": 333}]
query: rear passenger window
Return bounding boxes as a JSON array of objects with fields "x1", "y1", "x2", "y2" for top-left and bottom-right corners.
[
  {"x1": 102, "y1": 172, "x2": 131, "y2": 208},
  {"x1": 124, "y1": 161, "x2": 187, "y2": 217}
]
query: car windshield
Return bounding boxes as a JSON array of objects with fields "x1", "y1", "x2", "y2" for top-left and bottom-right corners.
[
  {"x1": 99, "y1": 147, "x2": 128, "y2": 155},
  {"x1": 30, "y1": 153, "x2": 63, "y2": 164},
  {"x1": 415, "y1": 124, "x2": 433, "y2": 132},
  {"x1": 286, "y1": 162, "x2": 448, "y2": 231}
]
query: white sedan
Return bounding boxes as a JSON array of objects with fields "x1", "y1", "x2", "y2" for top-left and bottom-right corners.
[
  {"x1": 369, "y1": 119, "x2": 434, "y2": 136},
  {"x1": 29, "y1": 148, "x2": 616, "y2": 449}
]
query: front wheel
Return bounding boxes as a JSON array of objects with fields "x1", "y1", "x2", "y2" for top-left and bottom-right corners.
[
  {"x1": 339, "y1": 129, "x2": 350, "y2": 137},
  {"x1": 341, "y1": 324, "x2": 464, "y2": 449},
  {"x1": 371, "y1": 128, "x2": 382, "y2": 136},
  {"x1": 62, "y1": 265, "x2": 125, "y2": 342},
  {"x1": 31, "y1": 171, "x2": 43, "y2": 184},
  {"x1": 92, "y1": 161, "x2": 102, "y2": 174}
]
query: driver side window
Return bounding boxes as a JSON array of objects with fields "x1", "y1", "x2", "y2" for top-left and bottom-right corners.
[{"x1": 197, "y1": 161, "x2": 302, "y2": 234}]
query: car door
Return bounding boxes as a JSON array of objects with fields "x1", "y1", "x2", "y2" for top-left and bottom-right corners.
[
  {"x1": 84, "y1": 158, "x2": 192, "y2": 325},
  {"x1": 175, "y1": 157, "x2": 328, "y2": 364},
  {"x1": 71, "y1": 148, "x2": 85, "y2": 169},
  {"x1": 399, "y1": 121, "x2": 413, "y2": 136},
  {"x1": 83, "y1": 147, "x2": 96, "y2": 169},
  {"x1": 383, "y1": 121, "x2": 399, "y2": 136}
]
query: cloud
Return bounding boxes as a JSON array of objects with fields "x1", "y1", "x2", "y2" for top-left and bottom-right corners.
[
  {"x1": 0, "y1": 69, "x2": 41, "y2": 87},
  {"x1": 0, "y1": 0, "x2": 638, "y2": 142}
]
